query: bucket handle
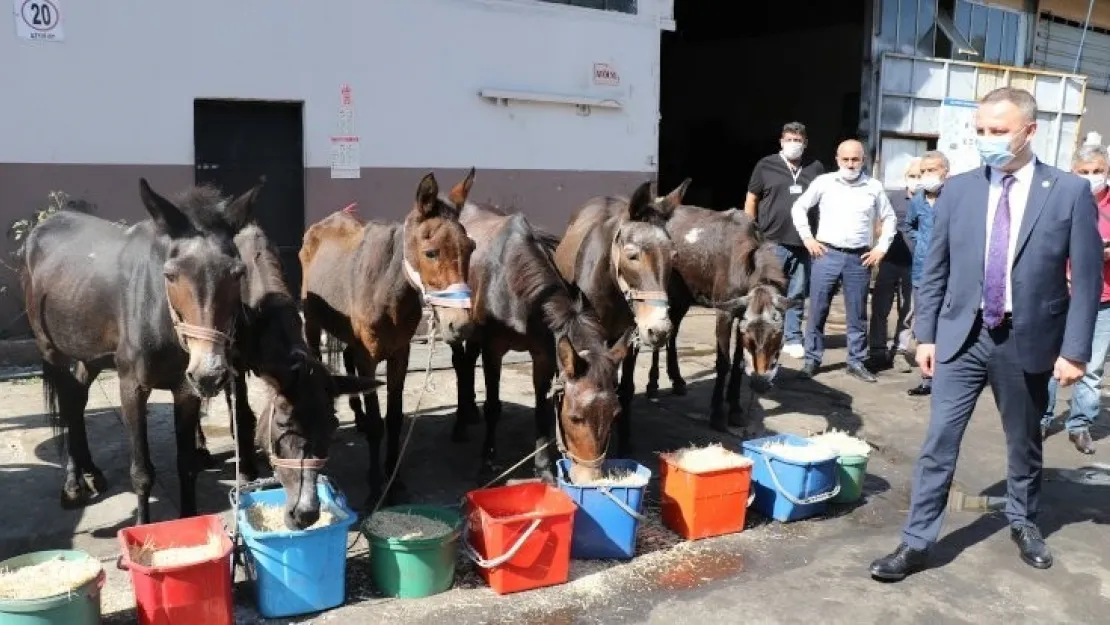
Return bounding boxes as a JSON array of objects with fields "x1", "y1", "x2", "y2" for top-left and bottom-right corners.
[
  {"x1": 461, "y1": 518, "x2": 542, "y2": 569},
  {"x1": 115, "y1": 555, "x2": 128, "y2": 571},
  {"x1": 762, "y1": 455, "x2": 840, "y2": 506},
  {"x1": 598, "y1": 487, "x2": 648, "y2": 522}
]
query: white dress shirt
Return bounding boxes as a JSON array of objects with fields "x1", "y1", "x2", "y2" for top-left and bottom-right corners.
[
  {"x1": 982, "y1": 158, "x2": 1036, "y2": 312},
  {"x1": 791, "y1": 172, "x2": 896, "y2": 252}
]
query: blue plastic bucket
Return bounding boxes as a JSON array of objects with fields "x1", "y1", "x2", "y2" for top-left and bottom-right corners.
[
  {"x1": 556, "y1": 459, "x2": 650, "y2": 560},
  {"x1": 237, "y1": 479, "x2": 358, "y2": 618},
  {"x1": 741, "y1": 434, "x2": 840, "y2": 522}
]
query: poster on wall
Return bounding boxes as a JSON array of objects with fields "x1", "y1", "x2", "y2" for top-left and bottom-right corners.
[
  {"x1": 331, "y1": 83, "x2": 360, "y2": 179},
  {"x1": 938, "y1": 98, "x2": 982, "y2": 176},
  {"x1": 13, "y1": 0, "x2": 64, "y2": 41}
]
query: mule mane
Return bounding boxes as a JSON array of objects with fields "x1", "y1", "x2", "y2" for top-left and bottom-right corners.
[
  {"x1": 236, "y1": 224, "x2": 290, "y2": 301},
  {"x1": 170, "y1": 185, "x2": 239, "y2": 236}
]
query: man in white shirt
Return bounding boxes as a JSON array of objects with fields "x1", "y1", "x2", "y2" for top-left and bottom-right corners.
[{"x1": 790, "y1": 139, "x2": 897, "y2": 383}]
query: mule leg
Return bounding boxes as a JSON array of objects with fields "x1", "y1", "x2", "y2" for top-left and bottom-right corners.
[
  {"x1": 646, "y1": 347, "x2": 662, "y2": 400},
  {"x1": 71, "y1": 362, "x2": 108, "y2": 494},
  {"x1": 666, "y1": 302, "x2": 690, "y2": 395},
  {"x1": 303, "y1": 316, "x2": 323, "y2": 360},
  {"x1": 530, "y1": 342, "x2": 557, "y2": 484},
  {"x1": 343, "y1": 346, "x2": 370, "y2": 433},
  {"x1": 479, "y1": 343, "x2": 506, "y2": 477},
  {"x1": 616, "y1": 345, "x2": 639, "y2": 455},
  {"x1": 726, "y1": 318, "x2": 748, "y2": 427},
  {"x1": 353, "y1": 348, "x2": 380, "y2": 434},
  {"x1": 451, "y1": 339, "x2": 482, "y2": 442},
  {"x1": 383, "y1": 347, "x2": 411, "y2": 504},
  {"x1": 193, "y1": 421, "x2": 214, "y2": 469},
  {"x1": 233, "y1": 371, "x2": 259, "y2": 483},
  {"x1": 43, "y1": 358, "x2": 103, "y2": 508},
  {"x1": 117, "y1": 370, "x2": 155, "y2": 524},
  {"x1": 709, "y1": 311, "x2": 733, "y2": 433},
  {"x1": 359, "y1": 353, "x2": 387, "y2": 511},
  {"x1": 172, "y1": 389, "x2": 202, "y2": 518}
]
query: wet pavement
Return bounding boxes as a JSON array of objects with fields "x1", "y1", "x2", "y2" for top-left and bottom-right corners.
[{"x1": 0, "y1": 303, "x2": 1107, "y2": 624}]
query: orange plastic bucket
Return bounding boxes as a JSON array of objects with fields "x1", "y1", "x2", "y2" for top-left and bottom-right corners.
[
  {"x1": 116, "y1": 514, "x2": 234, "y2": 625},
  {"x1": 463, "y1": 482, "x2": 576, "y2": 595},
  {"x1": 659, "y1": 454, "x2": 753, "y2": 540}
]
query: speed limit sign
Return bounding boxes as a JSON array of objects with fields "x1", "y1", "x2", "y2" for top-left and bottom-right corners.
[{"x1": 13, "y1": 0, "x2": 64, "y2": 41}]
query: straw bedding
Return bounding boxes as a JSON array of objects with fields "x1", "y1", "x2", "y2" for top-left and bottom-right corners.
[
  {"x1": 245, "y1": 503, "x2": 338, "y2": 533},
  {"x1": 128, "y1": 533, "x2": 223, "y2": 568},
  {"x1": 663, "y1": 443, "x2": 753, "y2": 473},
  {"x1": 0, "y1": 555, "x2": 102, "y2": 601},
  {"x1": 808, "y1": 429, "x2": 872, "y2": 457}
]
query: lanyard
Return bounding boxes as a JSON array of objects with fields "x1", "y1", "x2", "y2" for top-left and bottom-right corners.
[{"x1": 780, "y1": 154, "x2": 802, "y2": 185}]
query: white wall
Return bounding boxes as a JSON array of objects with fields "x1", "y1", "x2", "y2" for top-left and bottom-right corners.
[{"x1": 0, "y1": 0, "x2": 669, "y2": 172}]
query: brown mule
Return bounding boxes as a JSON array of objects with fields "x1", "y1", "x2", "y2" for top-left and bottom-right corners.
[{"x1": 300, "y1": 170, "x2": 476, "y2": 507}]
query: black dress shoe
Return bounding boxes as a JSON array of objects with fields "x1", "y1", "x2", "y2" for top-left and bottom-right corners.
[
  {"x1": 1069, "y1": 429, "x2": 1096, "y2": 455},
  {"x1": 800, "y1": 361, "x2": 819, "y2": 378},
  {"x1": 847, "y1": 363, "x2": 878, "y2": 383},
  {"x1": 1011, "y1": 523, "x2": 1053, "y2": 569},
  {"x1": 869, "y1": 543, "x2": 928, "y2": 581},
  {"x1": 907, "y1": 384, "x2": 932, "y2": 396}
]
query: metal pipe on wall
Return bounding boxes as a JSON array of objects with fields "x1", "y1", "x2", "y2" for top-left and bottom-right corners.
[{"x1": 1073, "y1": 0, "x2": 1096, "y2": 73}]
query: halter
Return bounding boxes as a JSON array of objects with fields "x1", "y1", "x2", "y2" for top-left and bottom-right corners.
[
  {"x1": 609, "y1": 232, "x2": 668, "y2": 310},
  {"x1": 262, "y1": 400, "x2": 329, "y2": 471},
  {"x1": 164, "y1": 280, "x2": 234, "y2": 351},
  {"x1": 401, "y1": 226, "x2": 474, "y2": 309},
  {"x1": 549, "y1": 377, "x2": 609, "y2": 469}
]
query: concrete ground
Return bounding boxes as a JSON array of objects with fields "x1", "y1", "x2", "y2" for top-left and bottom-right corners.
[{"x1": 0, "y1": 303, "x2": 1107, "y2": 625}]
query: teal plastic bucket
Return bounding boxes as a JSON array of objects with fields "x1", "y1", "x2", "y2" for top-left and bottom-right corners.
[
  {"x1": 832, "y1": 454, "x2": 869, "y2": 504},
  {"x1": 0, "y1": 550, "x2": 105, "y2": 625},
  {"x1": 362, "y1": 505, "x2": 463, "y2": 598}
]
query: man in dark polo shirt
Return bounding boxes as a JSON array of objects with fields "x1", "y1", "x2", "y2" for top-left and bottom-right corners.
[
  {"x1": 869, "y1": 158, "x2": 919, "y2": 372},
  {"x1": 745, "y1": 121, "x2": 826, "y2": 359}
]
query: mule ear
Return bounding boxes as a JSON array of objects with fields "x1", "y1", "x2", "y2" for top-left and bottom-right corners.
[
  {"x1": 415, "y1": 172, "x2": 440, "y2": 218},
  {"x1": 224, "y1": 176, "x2": 266, "y2": 232},
  {"x1": 658, "y1": 178, "x2": 691, "y2": 215},
  {"x1": 139, "y1": 178, "x2": 191, "y2": 237},
  {"x1": 626, "y1": 181, "x2": 656, "y2": 222},
  {"x1": 448, "y1": 167, "x2": 476, "y2": 208},
  {"x1": 330, "y1": 374, "x2": 382, "y2": 397},
  {"x1": 608, "y1": 328, "x2": 634, "y2": 364},
  {"x1": 556, "y1": 335, "x2": 587, "y2": 379}
]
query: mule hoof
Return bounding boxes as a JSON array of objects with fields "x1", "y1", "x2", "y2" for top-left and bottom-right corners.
[
  {"x1": 82, "y1": 470, "x2": 108, "y2": 495},
  {"x1": 645, "y1": 384, "x2": 659, "y2": 400},
  {"x1": 709, "y1": 419, "x2": 731, "y2": 434},
  {"x1": 195, "y1": 447, "x2": 216, "y2": 470},
  {"x1": 672, "y1": 380, "x2": 688, "y2": 396},
  {"x1": 727, "y1": 410, "x2": 747, "y2": 428},
  {"x1": 60, "y1": 485, "x2": 92, "y2": 510},
  {"x1": 461, "y1": 405, "x2": 482, "y2": 425}
]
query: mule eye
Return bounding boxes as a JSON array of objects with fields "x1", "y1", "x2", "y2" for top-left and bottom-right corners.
[
  {"x1": 424, "y1": 249, "x2": 439, "y2": 260},
  {"x1": 163, "y1": 261, "x2": 180, "y2": 282},
  {"x1": 231, "y1": 262, "x2": 246, "y2": 280}
]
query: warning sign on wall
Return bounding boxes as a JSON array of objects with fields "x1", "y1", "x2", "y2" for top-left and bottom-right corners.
[{"x1": 13, "y1": 0, "x2": 64, "y2": 41}]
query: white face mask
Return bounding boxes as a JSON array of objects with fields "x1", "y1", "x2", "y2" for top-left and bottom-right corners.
[
  {"x1": 920, "y1": 175, "x2": 944, "y2": 193},
  {"x1": 781, "y1": 142, "x2": 804, "y2": 160},
  {"x1": 839, "y1": 167, "x2": 862, "y2": 182},
  {"x1": 906, "y1": 178, "x2": 923, "y2": 193},
  {"x1": 1082, "y1": 173, "x2": 1107, "y2": 194}
]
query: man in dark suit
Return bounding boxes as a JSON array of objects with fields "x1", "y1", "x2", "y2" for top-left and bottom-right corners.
[{"x1": 869, "y1": 87, "x2": 1103, "y2": 580}]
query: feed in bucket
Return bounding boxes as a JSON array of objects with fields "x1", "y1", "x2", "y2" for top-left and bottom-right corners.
[
  {"x1": 808, "y1": 429, "x2": 872, "y2": 457},
  {"x1": 662, "y1": 443, "x2": 754, "y2": 473},
  {"x1": 366, "y1": 510, "x2": 453, "y2": 541},
  {"x1": 246, "y1": 503, "x2": 338, "y2": 532},
  {"x1": 761, "y1": 440, "x2": 838, "y2": 463},
  {"x1": 127, "y1": 532, "x2": 224, "y2": 568},
  {"x1": 573, "y1": 469, "x2": 650, "y2": 487},
  {"x1": 0, "y1": 554, "x2": 102, "y2": 601}
]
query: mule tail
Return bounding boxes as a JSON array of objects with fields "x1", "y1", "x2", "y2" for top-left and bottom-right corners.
[{"x1": 40, "y1": 360, "x2": 68, "y2": 458}]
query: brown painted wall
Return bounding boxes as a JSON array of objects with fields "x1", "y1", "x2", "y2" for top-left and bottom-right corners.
[{"x1": 0, "y1": 163, "x2": 648, "y2": 338}]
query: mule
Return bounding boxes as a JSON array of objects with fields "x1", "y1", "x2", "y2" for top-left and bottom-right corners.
[
  {"x1": 23, "y1": 179, "x2": 259, "y2": 523},
  {"x1": 300, "y1": 170, "x2": 476, "y2": 506},
  {"x1": 223, "y1": 223, "x2": 379, "y2": 529},
  {"x1": 451, "y1": 202, "x2": 631, "y2": 484},
  {"x1": 553, "y1": 180, "x2": 686, "y2": 453},
  {"x1": 644, "y1": 206, "x2": 790, "y2": 431}
]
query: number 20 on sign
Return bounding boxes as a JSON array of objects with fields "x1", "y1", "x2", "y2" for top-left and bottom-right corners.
[{"x1": 14, "y1": 0, "x2": 64, "y2": 41}]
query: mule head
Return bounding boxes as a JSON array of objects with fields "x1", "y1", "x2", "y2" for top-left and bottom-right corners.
[
  {"x1": 140, "y1": 178, "x2": 261, "y2": 397},
  {"x1": 611, "y1": 180, "x2": 687, "y2": 349},
  {"x1": 554, "y1": 332, "x2": 631, "y2": 484},
  {"x1": 260, "y1": 351, "x2": 380, "y2": 530},
  {"x1": 403, "y1": 170, "x2": 477, "y2": 345},
  {"x1": 735, "y1": 285, "x2": 793, "y2": 394}
]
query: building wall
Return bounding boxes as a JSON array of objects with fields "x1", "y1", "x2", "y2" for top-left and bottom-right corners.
[{"x1": 0, "y1": 0, "x2": 670, "y2": 335}]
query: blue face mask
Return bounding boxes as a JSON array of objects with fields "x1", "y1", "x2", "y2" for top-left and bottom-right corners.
[{"x1": 977, "y1": 126, "x2": 1030, "y2": 169}]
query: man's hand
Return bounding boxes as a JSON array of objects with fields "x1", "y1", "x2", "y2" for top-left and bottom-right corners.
[
  {"x1": 1054, "y1": 357, "x2": 1086, "y2": 387},
  {"x1": 861, "y1": 247, "x2": 886, "y2": 267},
  {"x1": 803, "y1": 238, "x2": 827, "y2": 257},
  {"x1": 916, "y1": 343, "x2": 936, "y2": 377}
]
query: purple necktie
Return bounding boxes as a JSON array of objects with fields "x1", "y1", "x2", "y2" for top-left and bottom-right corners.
[{"x1": 983, "y1": 174, "x2": 1015, "y2": 328}]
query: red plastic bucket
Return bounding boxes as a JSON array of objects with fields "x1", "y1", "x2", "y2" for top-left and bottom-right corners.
[
  {"x1": 463, "y1": 482, "x2": 576, "y2": 595},
  {"x1": 116, "y1": 514, "x2": 234, "y2": 625}
]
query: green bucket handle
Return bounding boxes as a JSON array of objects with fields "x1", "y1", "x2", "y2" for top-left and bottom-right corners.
[
  {"x1": 761, "y1": 454, "x2": 841, "y2": 506},
  {"x1": 461, "y1": 518, "x2": 542, "y2": 569}
]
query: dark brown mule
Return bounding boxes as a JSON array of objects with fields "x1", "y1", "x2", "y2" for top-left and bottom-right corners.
[
  {"x1": 300, "y1": 171, "x2": 476, "y2": 506},
  {"x1": 220, "y1": 223, "x2": 379, "y2": 529},
  {"x1": 553, "y1": 181, "x2": 686, "y2": 454},
  {"x1": 23, "y1": 180, "x2": 259, "y2": 523},
  {"x1": 645, "y1": 206, "x2": 791, "y2": 431},
  {"x1": 451, "y1": 202, "x2": 631, "y2": 484}
]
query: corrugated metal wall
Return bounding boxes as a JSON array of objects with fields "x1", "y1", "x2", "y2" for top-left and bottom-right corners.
[{"x1": 1033, "y1": 13, "x2": 1110, "y2": 92}]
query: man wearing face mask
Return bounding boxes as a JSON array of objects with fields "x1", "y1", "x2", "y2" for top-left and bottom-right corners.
[
  {"x1": 790, "y1": 139, "x2": 896, "y2": 383},
  {"x1": 870, "y1": 87, "x2": 1102, "y2": 581},
  {"x1": 1040, "y1": 144, "x2": 1110, "y2": 455},
  {"x1": 745, "y1": 122, "x2": 826, "y2": 360},
  {"x1": 904, "y1": 151, "x2": 950, "y2": 396},
  {"x1": 869, "y1": 158, "x2": 920, "y2": 372}
]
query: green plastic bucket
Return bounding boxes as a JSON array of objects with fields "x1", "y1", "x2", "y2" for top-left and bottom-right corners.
[
  {"x1": 362, "y1": 505, "x2": 462, "y2": 599},
  {"x1": 0, "y1": 550, "x2": 105, "y2": 625},
  {"x1": 833, "y1": 455, "x2": 869, "y2": 504}
]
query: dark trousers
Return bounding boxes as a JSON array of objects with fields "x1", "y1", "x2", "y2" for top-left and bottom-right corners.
[
  {"x1": 869, "y1": 261, "x2": 912, "y2": 353},
  {"x1": 805, "y1": 247, "x2": 870, "y2": 368},
  {"x1": 901, "y1": 315, "x2": 1050, "y2": 550}
]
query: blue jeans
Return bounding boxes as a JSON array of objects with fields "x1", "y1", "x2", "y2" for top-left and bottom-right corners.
[
  {"x1": 805, "y1": 247, "x2": 870, "y2": 367},
  {"x1": 773, "y1": 244, "x2": 810, "y2": 346},
  {"x1": 1042, "y1": 302, "x2": 1110, "y2": 432}
]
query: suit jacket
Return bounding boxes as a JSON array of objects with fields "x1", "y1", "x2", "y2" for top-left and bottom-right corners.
[{"x1": 914, "y1": 160, "x2": 1103, "y2": 372}]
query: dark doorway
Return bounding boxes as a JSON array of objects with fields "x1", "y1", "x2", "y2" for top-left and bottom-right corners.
[
  {"x1": 658, "y1": 1, "x2": 868, "y2": 209},
  {"x1": 194, "y1": 100, "x2": 305, "y2": 297}
]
